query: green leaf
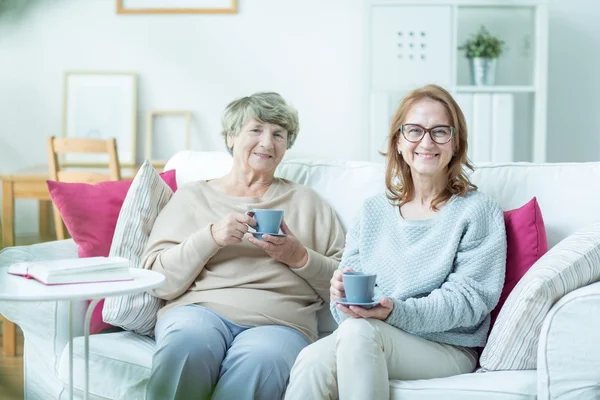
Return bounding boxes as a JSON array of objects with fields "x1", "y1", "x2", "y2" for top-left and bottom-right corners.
[{"x1": 458, "y1": 25, "x2": 506, "y2": 59}]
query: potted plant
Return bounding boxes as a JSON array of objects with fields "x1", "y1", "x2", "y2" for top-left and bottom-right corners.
[{"x1": 458, "y1": 26, "x2": 506, "y2": 86}]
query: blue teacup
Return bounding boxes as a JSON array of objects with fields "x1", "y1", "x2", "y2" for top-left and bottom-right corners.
[
  {"x1": 246, "y1": 209, "x2": 283, "y2": 234},
  {"x1": 342, "y1": 272, "x2": 377, "y2": 303}
]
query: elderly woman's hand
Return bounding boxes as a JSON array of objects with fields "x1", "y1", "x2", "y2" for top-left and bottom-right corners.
[
  {"x1": 336, "y1": 297, "x2": 394, "y2": 321},
  {"x1": 211, "y1": 213, "x2": 257, "y2": 247},
  {"x1": 248, "y1": 219, "x2": 308, "y2": 268}
]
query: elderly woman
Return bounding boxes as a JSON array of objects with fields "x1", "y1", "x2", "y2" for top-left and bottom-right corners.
[
  {"x1": 143, "y1": 92, "x2": 345, "y2": 400},
  {"x1": 286, "y1": 84, "x2": 507, "y2": 400}
]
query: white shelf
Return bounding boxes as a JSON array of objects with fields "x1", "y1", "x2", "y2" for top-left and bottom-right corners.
[
  {"x1": 454, "y1": 85, "x2": 536, "y2": 93},
  {"x1": 367, "y1": 0, "x2": 548, "y2": 162},
  {"x1": 371, "y1": 1, "x2": 545, "y2": 5}
]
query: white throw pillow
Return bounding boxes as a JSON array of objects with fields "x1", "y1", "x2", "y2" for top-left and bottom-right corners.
[
  {"x1": 102, "y1": 160, "x2": 174, "y2": 336},
  {"x1": 480, "y1": 222, "x2": 600, "y2": 370}
]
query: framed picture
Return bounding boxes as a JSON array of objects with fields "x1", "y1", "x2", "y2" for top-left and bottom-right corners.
[
  {"x1": 145, "y1": 110, "x2": 192, "y2": 167},
  {"x1": 116, "y1": 0, "x2": 237, "y2": 14},
  {"x1": 62, "y1": 71, "x2": 137, "y2": 166}
]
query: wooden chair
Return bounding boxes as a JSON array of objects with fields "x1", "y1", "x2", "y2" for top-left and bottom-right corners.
[{"x1": 47, "y1": 136, "x2": 122, "y2": 240}]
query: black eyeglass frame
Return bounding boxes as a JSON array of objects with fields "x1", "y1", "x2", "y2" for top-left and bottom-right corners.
[{"x1": 399, "y1": 124, "x2": 455, "y2": 144}]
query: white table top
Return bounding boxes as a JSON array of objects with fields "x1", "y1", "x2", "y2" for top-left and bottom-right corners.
[{"x1": 0, "y1": 267, "x2": 165, "y2": 301}]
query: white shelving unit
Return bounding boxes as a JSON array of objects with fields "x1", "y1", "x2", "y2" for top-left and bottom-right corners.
[
  {"x1": 367, "y1": 0, "x2": 548, "y2": 163},
  {"x1": 455, "y1": 86, "x2": 536, "y2": 93}
]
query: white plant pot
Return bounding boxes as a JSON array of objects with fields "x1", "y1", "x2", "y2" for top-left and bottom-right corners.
[{"x1": 469, "y1": 57, "x2": 497, "y2": 86}]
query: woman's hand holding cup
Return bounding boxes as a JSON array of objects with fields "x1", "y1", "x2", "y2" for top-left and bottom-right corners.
[
  {"x1": 344, "y1": 298, "x2": 394, "y2": 321},
  {"x1": 248, "y1": 219, "x2": 308, "y2": 268},
  {"x1": 211, "y1": 213, "x2": 256, "y2": 247},
  {"x1": 330, "y1": 267, "x2": 352, "y2": 301}
]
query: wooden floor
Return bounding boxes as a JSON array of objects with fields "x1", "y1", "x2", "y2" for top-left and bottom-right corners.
[{"x1": 0, "y1": 331, "x2": 24, "y2": 400}]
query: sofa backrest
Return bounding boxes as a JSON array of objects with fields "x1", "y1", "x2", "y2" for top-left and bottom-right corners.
[
  {"x1": 471, "y1": 162, "x2": 600, "y2": 248},
  {"x1": 164, "y1": 151, "x2": 386, "y2": 232},
  {"x1": 166, "y1": 151, "x2": 600, "y2": 249}
]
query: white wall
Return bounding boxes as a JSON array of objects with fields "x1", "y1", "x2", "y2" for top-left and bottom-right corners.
[
  {"x1": 547, "y1": 0, "x2": 600, "y2": 162},
  {"x1": 0, "y1": 0, "x2": 599, "y2": 236},
  {"x1": 0, "y1": 0, "x2": 369, "y2": 236}
]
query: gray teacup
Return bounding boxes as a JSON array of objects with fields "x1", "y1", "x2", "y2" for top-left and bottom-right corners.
[
  {"x1": 246, "y1": 209, "x2": 283, "y2": 234},
  {"x1": 342, "y1": 272, "x2": 377, "y2": 303}
]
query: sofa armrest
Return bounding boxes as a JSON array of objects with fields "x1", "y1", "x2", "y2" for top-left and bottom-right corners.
[
  {"x1": 0, "y1": 239, "x2": 79, "y2": 268},
  {"x1": 0, "y1": 239, "x2": 88, "y2": 373},
  {"x1": 537, "y1": 281, "x2": 600, "y2": 400}
]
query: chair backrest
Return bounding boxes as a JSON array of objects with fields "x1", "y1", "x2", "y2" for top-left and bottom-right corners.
[
  {"x1": 47, "y1": 136, "x2": 121, "y2": 183},
  {"x1": 47, "y1": 136, "x2": 122, "y2": 239}
]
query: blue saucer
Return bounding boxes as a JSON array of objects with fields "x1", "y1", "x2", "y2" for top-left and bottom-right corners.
[
  {"x1": 336, "y1": 298, "x2": 380, "y2": 309},
  {"x1": 251, "y1": 232, "x2": 287, "y2": 240}
]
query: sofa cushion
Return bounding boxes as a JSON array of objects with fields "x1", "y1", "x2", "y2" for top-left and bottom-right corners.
[
  {"x1": 389, "y1": 370, "x2": 537, "y2": 400},
  {"x1": 103, "y1": 161, "x2": 174, "y2": 336},
  {"x1": 47, "y1": 170, "x2": 177, "y2": 334},
  {"x1": 47, "y1": 170, "x2": 177, "y2": 259},
  {"x1": 490, "y1": 197, "x2": 548, "y2": 329},
  {"x1": 480, "y1": 222, "x2": 600, "y2": 370},
  {"x1": 164, "y1": 150, "x2": 233, "y2": 187},
  {"x1": 56, "y1": 332, "x2": 536, "y2": 400},
  {"x1": 57, "y1": 331, "x2": 153, "y2": 400}
]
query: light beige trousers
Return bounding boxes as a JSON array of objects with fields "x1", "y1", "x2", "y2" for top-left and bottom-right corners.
[{"x1": 285, "y1": 318, "x2": 478, "y2": 400}]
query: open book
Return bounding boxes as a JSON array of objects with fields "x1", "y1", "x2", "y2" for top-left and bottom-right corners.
[{"x1": 7, "y1": 256, "x2": 133, "y2": 285}]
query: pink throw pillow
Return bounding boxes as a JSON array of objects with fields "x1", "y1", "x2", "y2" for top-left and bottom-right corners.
[
  {"x1": 489, "y1": 197, "x2": 548, "y2": 330},
  {"x1": 47, "y1": 170, "x2": 177, "y2": 334}
]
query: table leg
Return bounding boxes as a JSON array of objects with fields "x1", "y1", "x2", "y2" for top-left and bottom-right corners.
[
  {"x1": 1, "y1": 315, "x2": 17, "y2": 356},
  {"x1": 1, "y1": 181, "x2": 16, "y2": 357},
  {"x1": 2, "y1": 180, "x2": 14, "y2": 247},
  {"x1": 69, "y1": 300, "x2": 73, "y2": 400},
  {"x1": 39, "y1": 200, "x2": 52, "y2": 239},
  {"x1": 84, "y1": 299, "x2": 101, "y2": 400}
]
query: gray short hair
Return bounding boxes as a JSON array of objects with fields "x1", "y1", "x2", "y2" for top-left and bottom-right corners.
[{"x1": 221, "y1": 92, "x2": 299, "y2": 154}]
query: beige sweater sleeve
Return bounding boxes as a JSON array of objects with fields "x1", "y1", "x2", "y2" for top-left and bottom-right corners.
[{"x1": 141, "y1": 187, "x2": 221, "y2": 300}]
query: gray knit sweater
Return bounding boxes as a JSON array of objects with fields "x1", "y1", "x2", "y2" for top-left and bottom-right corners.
[{"x1": 331, "y1": 190, "x2": 507, "y2": 348}]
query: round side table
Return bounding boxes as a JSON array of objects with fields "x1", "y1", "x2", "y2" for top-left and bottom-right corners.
[{"x1": 0, "y1": 267, "x2": 165, "y2": 400}]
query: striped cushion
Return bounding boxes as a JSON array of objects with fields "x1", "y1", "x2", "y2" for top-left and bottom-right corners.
[
  {"x1": 102, "y1": 160, "x2": 174, "y2": 336},
  {"x1": 480, "y1": 222, "x2": 600, "y2": 370}
]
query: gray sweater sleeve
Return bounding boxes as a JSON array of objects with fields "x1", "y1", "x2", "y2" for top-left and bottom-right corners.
[{"x1": 385, "y1": 202, "x2": 507, "y2": 334}]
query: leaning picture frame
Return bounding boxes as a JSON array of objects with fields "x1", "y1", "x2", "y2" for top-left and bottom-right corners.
[
  {"x1": 62, "y1": 71, "x2": 137, "y2": 167},
  {"x1": 145, "y1": 110, "x2": 192, "y2": 168},
  {"x1": 116, "y1": 0, "x2": 237, "y2": 14}
]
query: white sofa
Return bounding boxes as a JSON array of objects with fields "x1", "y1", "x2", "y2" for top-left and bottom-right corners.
[{"x1": 1, "y1": 150, "x2": 600, "y2": 400}]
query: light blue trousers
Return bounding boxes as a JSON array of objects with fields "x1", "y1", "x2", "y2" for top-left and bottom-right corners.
[{"x1": 146, "y1": 304, "x2": 309, "y2": 400}]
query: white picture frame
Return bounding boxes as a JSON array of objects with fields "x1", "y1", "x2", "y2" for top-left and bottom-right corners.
[
  {"x1": 62, "y1": 71, "x2": 137, "y2": 166},
  {"x1": 145, "y1": 110, "x2": 192, "y2": 167},
  {"x1": 116, "y1": 0, "x2": 237, "y2": 14}
]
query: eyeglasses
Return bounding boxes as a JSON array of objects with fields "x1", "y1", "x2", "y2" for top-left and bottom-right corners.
[{"x1": 400, "y1": 124, "x2": 455, "y2": 144}]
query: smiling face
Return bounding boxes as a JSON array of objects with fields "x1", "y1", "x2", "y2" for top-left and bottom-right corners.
[
  {"x1": 227, "y1": 118, "x2": 288, "y2": 176},
  {"x1": 397, "y1": 98, "x2": 456, "y2": 180}
]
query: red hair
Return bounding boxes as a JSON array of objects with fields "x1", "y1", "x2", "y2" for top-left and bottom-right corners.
[{"x1": 383, "y1": 84, "x2": 477, "y2": 210}]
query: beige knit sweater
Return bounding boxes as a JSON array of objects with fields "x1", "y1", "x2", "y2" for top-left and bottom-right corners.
[{"x1": 141, "y1": 178, "x2": 345, "y2": 342}]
